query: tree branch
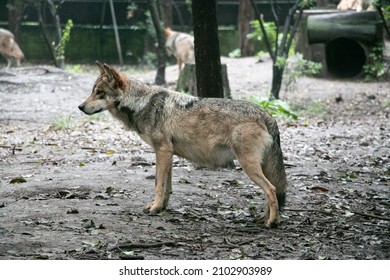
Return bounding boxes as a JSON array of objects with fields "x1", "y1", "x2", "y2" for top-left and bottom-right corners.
[
  {"x1": 250, "y1": 0, "x2": 275, "y2": 61},
  {"x1": 278, "y1": 0, "x2": 302, "y2": 57}
]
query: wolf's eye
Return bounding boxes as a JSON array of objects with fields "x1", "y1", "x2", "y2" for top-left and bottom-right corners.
[{"x1": 95, "y1": 91, "x2": 105, "y2": 99}]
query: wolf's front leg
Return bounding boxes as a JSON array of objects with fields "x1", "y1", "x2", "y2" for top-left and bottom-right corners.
[
  {"x1": 163, "y1": 164, "x2": 172, "y2": 209},
  {"x1": 143, "y1": 144, "x2": 173, "y2": 215}
]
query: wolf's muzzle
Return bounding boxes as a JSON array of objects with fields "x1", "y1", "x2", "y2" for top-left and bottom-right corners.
[{"x1": 78, "y1": 104, "x2": 86, "y2": 113}]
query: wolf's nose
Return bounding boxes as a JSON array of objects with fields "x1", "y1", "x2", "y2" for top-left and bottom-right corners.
[{"x1": 78, "y1": 104, "x2": 85, "y2": 112}]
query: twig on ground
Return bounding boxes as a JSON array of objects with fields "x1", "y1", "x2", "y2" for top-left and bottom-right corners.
[
  {"x1": 351, "y1": 211, "x2": 390, "y2": 221},
  {"x1": 284, "y1": 207, "x2": 332, "y2": 216},
  {"x1": 284, "y1": 207, "x2": 390, "y2": 221},
  {"x1": 111, "y1": 241, "x2": 177, "y2": 251},
  {"x1": 119, "y1": 255, "x2": 145, "y2": 260}
]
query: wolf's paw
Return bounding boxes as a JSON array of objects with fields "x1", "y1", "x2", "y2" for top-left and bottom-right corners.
[
  {"x1": 143, "y1": 202, "x2": 164, "y2": 215},
  {"x1": 264, "y1": 219, "x2": 279, "y2": 229},
  {"x1": 257, "y1": 214, "x2": 279, "y2": 229}
]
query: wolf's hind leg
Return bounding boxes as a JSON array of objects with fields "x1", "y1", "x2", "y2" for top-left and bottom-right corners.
[
  {"x1": 233, "y1": 124, "x2": 279, "y2": 228},
  {"x1": 239, "y1": 157, "x2": 279, "y2": 228}
]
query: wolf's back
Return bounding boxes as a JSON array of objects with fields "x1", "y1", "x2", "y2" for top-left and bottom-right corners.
[
  {"x1": 262, "y1": 116, "x2": 287, "y2": 208},
  {"x1": 0, "y1": 28, "x2": 24, "y2": 64}
]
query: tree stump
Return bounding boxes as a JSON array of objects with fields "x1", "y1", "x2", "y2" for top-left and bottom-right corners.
[{"x1": 176, "y1": 63, "x2": 231, "y2": 98}]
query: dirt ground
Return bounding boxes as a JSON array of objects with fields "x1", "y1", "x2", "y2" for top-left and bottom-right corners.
[{"x1": 0, "y1": 56, "x2": 389, "y2": 260}]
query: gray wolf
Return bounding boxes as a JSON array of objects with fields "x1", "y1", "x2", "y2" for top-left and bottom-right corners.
[
  {"x1": 337, "y1": 0, "x2": 374, "y2": 11},
  {"x1": 164, "y1": 27, "x2": 195, "y2": 72},
  {"x1": 78, "y1": 62, "x2": 287, "y2": 228},
  {"x1": 0, "y1": 28, "x2": 24, "y2": 69}
]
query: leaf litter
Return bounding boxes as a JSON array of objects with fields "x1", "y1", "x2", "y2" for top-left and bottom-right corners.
[{"x1": 0, "y1": 58, "x2": 389, "y2": 260}]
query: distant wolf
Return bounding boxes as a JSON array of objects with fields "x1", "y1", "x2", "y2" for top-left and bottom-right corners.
[
  {"x1": 164, "y1": 27, "x2": 195, "y2": 72},
  {"x1": 78, "y1": 62, "x2": 287, "y2": 228},
  {"x1": 337, "y1": 0, "x2": 374, "y2": 11},
  {"x1": 0, "y1": 28, "x2": 24, "y2": 69}
]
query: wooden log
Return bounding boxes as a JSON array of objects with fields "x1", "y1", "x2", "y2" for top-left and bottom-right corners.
[
  {"x1": 307, "y1": 11, "x2": 382, "y2": 44},
  {"x1": 176, "y1": 63, "x2": 231, "y2": 98}
]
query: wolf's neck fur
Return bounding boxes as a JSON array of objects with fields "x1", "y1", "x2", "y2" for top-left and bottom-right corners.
[{"x1": 109, "y1": 77, "x2": 195, "y2": 134}]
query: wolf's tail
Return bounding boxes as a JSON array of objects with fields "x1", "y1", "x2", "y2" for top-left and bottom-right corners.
[{"x1": 262, "y1": 116, "x2": 287, "y2": 209}]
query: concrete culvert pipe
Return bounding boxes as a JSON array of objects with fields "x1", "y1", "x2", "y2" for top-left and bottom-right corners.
[{"x1": 325, "y1": 37, "x2": 367, "y2": 79}]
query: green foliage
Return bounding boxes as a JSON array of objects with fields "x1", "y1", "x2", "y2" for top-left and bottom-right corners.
[
  {"x1": 363, "y1": 44, "x2": 385, "y2": 81},
  {"x1": 228, "y1": 48, "x2": 241, "y2": 58},
  {"x1": 51, "y1": 115, "x2": 73, "y2": 130},
  {"x1": 65, "y1": 64, "x2": 83, "y2": 74},
  {"x1": 126, "y1": 1, "x2": 138, "y2": 12},
  {"x1": 248, "y1": 20, "x2": 296, "y2": 58},
  {"x1": 249, "y1": 96, "x2": 298, "y2": 120},
  {"x1": 385, "y1": 4, "x2": 390, "y2": 20},
  {"x1": 275, "y1": 57, "x2": 287, "y2": 69},
  {"x1": 299, "y1": 0, "x2": 317, "y2": 9},
  {"x1": 341, "y1": 172, "x2": 358, "y2": 180},
  {"x1": 248, "y1": 20, "x2": 277, "y2": 53},
  {"x1": 382, "y1": 98, "x2": 390, "y2": 108},
  {"x1": 142, "y1": 51, "x2": 157, "y2": 67},
  {"x1": 372, "y1": 0, "x2": 390, "y2": 10},
  {"x1": 283, "y1": 53, "x2": 322, "y2": 93},
  {"x1": 55, "y1": 19, "x2": 73, "y2": 62},
  {"x1": 291, "y1": 102, "x2": 327, "y2": 118}
]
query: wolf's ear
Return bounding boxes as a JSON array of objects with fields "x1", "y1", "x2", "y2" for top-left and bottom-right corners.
[
  {"x1": 96, "y1": 61, "x2": 105, "y2": 75},
  {"x1": 103, "y1": 63, "x2": 116, "y2": 82},
  {"x1": 164, "y1": 27, "x2": 172, "y2": 37},
  {"x1": 103, "y1": 63, "x2": 126, "y2": 89}
]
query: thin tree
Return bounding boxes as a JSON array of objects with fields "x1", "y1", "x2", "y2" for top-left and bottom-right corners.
[
  {"x1": 7, "y1": 0, "x2": 24, "y2": 43},
  {"x1": 148, "y1": 0, "x2": 166, "y2": 85},
  {"x1": 37, "y1": 0, "x2": 65, "y2": 68},
  {"x1": 160, "y1": 0, "x2": 173, "y2": 28},
  {"x1": 238, "y1": 0, "x2": 255, "y2": 56},
  {"x1": 7, "y1": 0, "x2": 70, "y2": 69},
  {"x1": 192, "y1": 0, "x2": 224, "y2": 98},
  {"x1": 373, "y1": 0, "x2": 390, "y2": 39},
  {"x1": 250, "y1": 0, "x2": 315, "y2": 100}
]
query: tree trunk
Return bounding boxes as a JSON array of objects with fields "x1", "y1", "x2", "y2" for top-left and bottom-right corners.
[
  {"x1": 238, "y1": 0, "x2": 255, "y2": 56},
  {"x1": 250, "y1": 0, "x2": 307, "y2": 100},
  {"x1": 7, "y1": 0, "x2": 24, "y2": 43},
  {"x1": 160, "y1": 0, "x2": 173, "y2": 28},
  {"x1": 148, "y1": 0, "x2": 166, "y2": 85},
  {"x1": 37, "y1": 0, "x2": 64, "y2": 68},
  {"x1": 375, "y1": 5, "x2": 390, "y2": 40},
  {"x1": 47, "y1": 0, "x2": 63, "y2": 68},
  {"x1": 192, "y1": 0, "x2": 224, "y2": 98},
  {"x1": 271, "y1": 64, "x2": 284, "y2": 100},
  {"x1": 37, "y1": 2, "x2": 57, "y2": 68}
]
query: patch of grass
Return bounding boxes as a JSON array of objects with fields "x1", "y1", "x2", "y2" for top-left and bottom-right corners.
[
  {"x1": 51, "y1": 115, "x2": 73, "y2": 130},
  {"x1": 340, "y1": 172, "x2": 358, "y2": 180},
  {"x1": 65, "y1": 64, "x2": 83, "y2": 74},
  {"x1": 249, "y1": 96, "x2": 298, "y2": 120},
  {"x1": 381, "y1": 98, "x2": 390, "y2": 108},
  {"x1": 283, "y1": 53, "x2": 322, "y2": 94},
  {"x1": 291, "y1": 102, "x2": 327, "y2": 118},
  {"x1": 228, "y1": 48, "x2": 241, "y2": 58}
]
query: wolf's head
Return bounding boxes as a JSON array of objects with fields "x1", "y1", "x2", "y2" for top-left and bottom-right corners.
[{"x1": 78, "y1": 61, "x2": 127, "y2": 115}]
